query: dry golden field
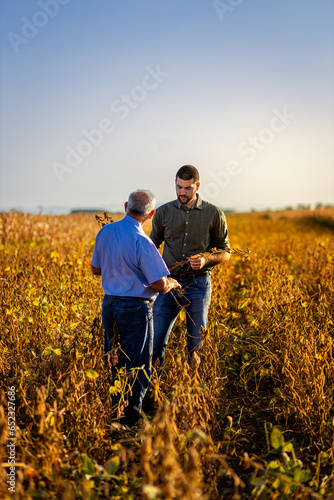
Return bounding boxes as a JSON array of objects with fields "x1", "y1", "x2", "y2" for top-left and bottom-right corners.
[{"x1": 1, "y1": 208, "x2": 334, "y2": 499}]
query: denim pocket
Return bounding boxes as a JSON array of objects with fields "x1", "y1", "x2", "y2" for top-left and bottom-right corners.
[
  {"x1": 114, "y1": 304, "x2": 148, "y2": 337},
  {"x1": 117, "y1": 305, "x2": 143, "y2": 313},
  {"x1": 193, "y1": 276, "x2": 211, "y2": 288}
]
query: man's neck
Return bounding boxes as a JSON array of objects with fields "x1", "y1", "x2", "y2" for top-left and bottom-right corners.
[{"x1": 126, "y1": 212, "x2": 146, "y2": 226}]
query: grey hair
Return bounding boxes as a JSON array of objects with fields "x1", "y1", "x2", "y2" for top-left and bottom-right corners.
[{"x1": 127, "y1": 190, "x2": 156, "y2": 215}]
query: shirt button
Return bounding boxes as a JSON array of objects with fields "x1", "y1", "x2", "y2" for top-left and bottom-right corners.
[
  {"x1": 185, "y1": 233, "x2": 188, "y2": 236},
  {"x1": 184, "y1": 243, "x2": 186, "y2": 246},
  {"x1": 186, "y1": 222, "x2": 188, "y2": 224}
]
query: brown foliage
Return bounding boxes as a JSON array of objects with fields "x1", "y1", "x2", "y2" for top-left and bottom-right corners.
[{"x1": 1, "y1": 209, "x2": 334, "y2": 498}]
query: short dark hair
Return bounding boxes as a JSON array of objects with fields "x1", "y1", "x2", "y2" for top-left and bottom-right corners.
[{"x1": 176, "y1": 165, "x2": 199, "y2": 183}]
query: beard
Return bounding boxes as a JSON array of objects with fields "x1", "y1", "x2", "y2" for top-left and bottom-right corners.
[
  {"x1": 178, "y1": 194, "x2": 190, "y2": 205},
  {"x1": 177, "y1": 193, "x2": 194, "y2": 205}
]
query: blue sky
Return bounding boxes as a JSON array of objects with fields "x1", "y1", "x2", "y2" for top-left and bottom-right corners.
[{"x1": 0, "y1": 0, "x2": 333, "y2": 212}]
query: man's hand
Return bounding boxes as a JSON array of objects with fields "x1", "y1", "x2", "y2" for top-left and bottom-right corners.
[
  {"x1": 189, "y1": 254, "x2": 205, "y2": 270},
  {"x1": 189, "y1": 250, "x2": 230, "y2": 269},
  {"x1": 167, "y1": 277, "x2": 181, "y2": 290}
]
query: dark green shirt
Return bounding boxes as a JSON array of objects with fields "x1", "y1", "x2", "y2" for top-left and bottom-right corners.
[{"x1": 150, "y1": 195, "x2": 230, "y2": 277}]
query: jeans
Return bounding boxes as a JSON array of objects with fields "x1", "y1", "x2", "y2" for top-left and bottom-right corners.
[
  {"x1": 102, "y1": 295, "x2": 153, "y2": 426},
  {"x1": 152, "y1": 274, "x2": 212, "y2": 368}
]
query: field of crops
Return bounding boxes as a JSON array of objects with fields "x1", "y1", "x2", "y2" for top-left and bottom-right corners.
[{"x1": 1, "y1": 208, "x2": 334, "y2": 499}]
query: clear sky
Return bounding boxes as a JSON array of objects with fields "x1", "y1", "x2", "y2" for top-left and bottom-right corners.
[{"x1": 0, "y1": 0, "x2": 333, "y2": 212}]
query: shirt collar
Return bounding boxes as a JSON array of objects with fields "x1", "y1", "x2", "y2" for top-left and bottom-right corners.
[
  {"x1": 175, "y1": 194, "x2": 203, "y2": 210},
  {"x1": 124, "y1": 214, "x2": 141, "y2": 227}
]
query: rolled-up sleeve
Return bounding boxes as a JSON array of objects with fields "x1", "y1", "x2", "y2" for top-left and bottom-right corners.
[{"x1": 210, "y1": 208, "x2": 230, "y2": 250}]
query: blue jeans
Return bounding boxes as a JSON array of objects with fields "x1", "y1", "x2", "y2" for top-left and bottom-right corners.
[
  {"x1": 152, "y1": 274, "x2": 212, "y2": 368},
  {"x1": 102, "y1": 295, "x2": 153, "y2": 426}
]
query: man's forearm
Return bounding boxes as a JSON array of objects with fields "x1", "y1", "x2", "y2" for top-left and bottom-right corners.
[
  {"x1": 150, "y1": 276, "x2": 180, "y2": 293},
  {"x1": 204, "y1": 250, "x2": 230, "y2": 267}
]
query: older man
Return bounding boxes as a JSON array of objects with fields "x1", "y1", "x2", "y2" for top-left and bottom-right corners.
[
  {"x1": 150, "y1": 165, "x2": 230, "y2": 368},
  {"x1": 91, "y1": 190, "x2": 180, "y2": 426}
]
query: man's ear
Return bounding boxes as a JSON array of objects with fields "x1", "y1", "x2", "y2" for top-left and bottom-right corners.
[
  {"x1": 148, "y1": 209, "x2": 156, "y2": 219},
  {"x1": 196, "y1": 182, "x2": 200, "y2": 191},
  {"x1": 124, "y1": 201, "x2": 128, "y2": 212}
]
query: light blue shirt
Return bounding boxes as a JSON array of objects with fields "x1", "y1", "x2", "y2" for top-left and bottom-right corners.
[{"x1": 91, "y1": 215, "x2": 169, "y2": 299}]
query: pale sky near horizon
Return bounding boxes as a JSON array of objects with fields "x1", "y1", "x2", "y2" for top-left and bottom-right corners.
[{"x1": 0, "y1": 0, "x2": 333, "y2": 213}]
